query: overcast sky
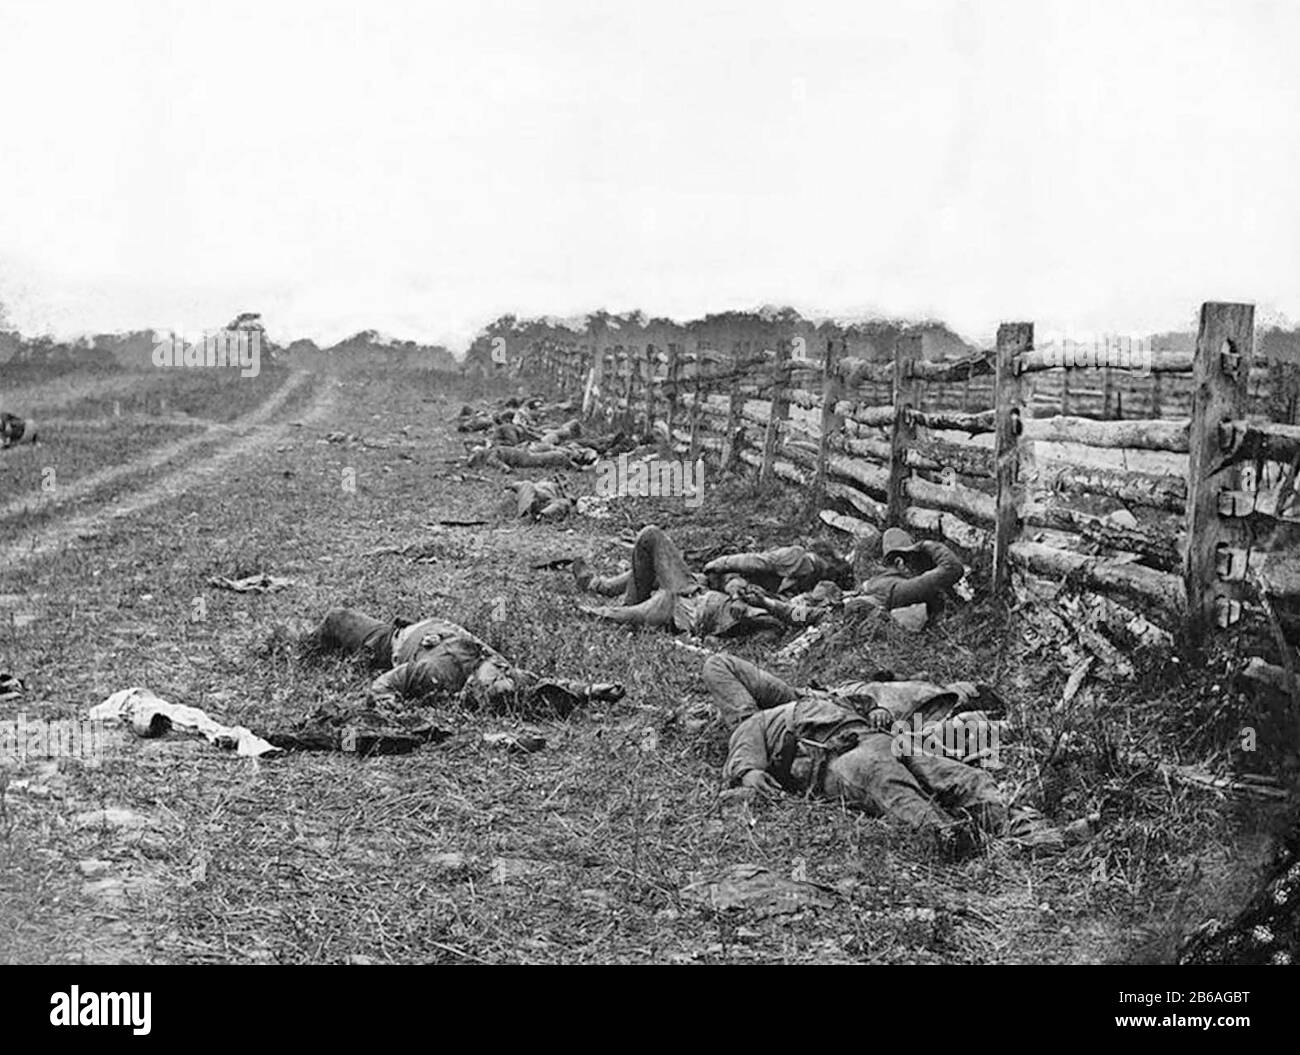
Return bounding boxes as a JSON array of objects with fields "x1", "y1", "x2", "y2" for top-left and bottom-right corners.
[{"x1": 0, "y1": 0, "x2": 1296, "y2": 350}]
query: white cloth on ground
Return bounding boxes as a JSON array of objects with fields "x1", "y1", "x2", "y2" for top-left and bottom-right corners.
[{"x1": 90, "y1": 687, "x2": 282, "y2": 758}]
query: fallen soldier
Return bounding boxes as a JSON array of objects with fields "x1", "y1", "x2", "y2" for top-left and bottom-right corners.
[
  {"x1": 490, "y1": 421, "x2": 539, "y2": 446},
  {"x1": 703, "y1": 652, "x2": 1066, "y2": 857},
  {"x1": 509, "y1": 478, "x2": 574, "y2": 521},
  {"x1": 574, "y1": 525, "x2": 786, "y2": 638},
  {"x1": 1, "y1": 411, "x2": 35, "y2": 448},
  {"x1": 731, "y1": 579, "x2": 845, "y2": 627},
  {"x1": 270, "y1": 607, "x2": 625, "y2": 752},
  {"x1": 457, "y1": 397, "x2": 579, "y2": 437},
  {"x1": 467, "y1": 440, "x2": 598, "y2": 471},
  {"x1": 456, "y1": 408, "x2": 495, "y2": 433},
  {"x1": 845, "y1": 528, "x2": 965, "y2": 631},
  {"x1": 703, "y1": 539, "x2": 855, "y2": 596}
]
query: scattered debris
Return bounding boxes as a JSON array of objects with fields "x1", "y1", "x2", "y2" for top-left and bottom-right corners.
[
  {"x1": 1059, "y1": 656, "x2": 1095, "y2": 708},
  {"x1": 427, "y1": 852, "x2": 479, "y2": 880},
  {"x1": 1124, "y1": 750, "x2": 1287, "y2": 800},
  {"x1": 90, "y1": 687, "x2": 283, "y2": 759},
  {"x1": 483, "y1": 731, "x2": 547, "y2": 754},
  {"x1": 576, "y1": 495, "x2": 612, "y2": 520},
  {"x1": 681, "y1": 863, "x2": 838, "y2": 919},
  {"x1": 207, "y1": 573, "x2": 295, "y2": 594},
  {"x1": 772, "y1": 624, "x2": 826, "y2": 667},
  {"x1": 73, "y1": 807, "x2": 150, "y2": 830},
  {"x1": 490, "y1": 857, "x2": 548, "y2": 884}
]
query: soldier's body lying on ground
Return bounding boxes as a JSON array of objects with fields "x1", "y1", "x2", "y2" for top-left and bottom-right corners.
[
  {"x1": 455, "y1": 396, "x2": 574, "y2": 433},
  {"x1": 573, "y1": 523, "x2": 966, "y2": 636},
  {"x1": 573, "y1": 524, "x2": 838, "y2": 638},
  {"x1": 465, "y1": 423, "x2": 639, "y2": 472},
  {"x1": 702, "y1": 653, "x2": 1070, "y2": 858},
  {"x1": 701, "y1": 538, "x2": 855, "y2": 596},
  {"x1": 267, "y1": 608, "x2": 624, "y2": 753},
  {"x1": 848, "y1": 527, "x2": 966, "y2": 631},
  {"x1": 456, "y1": 397, "x2": 626, "y2": 453},
  {"x1": 509, "y1": 477, "x2": 574, "y2": 521},
  {"x1": 467, "y1": 438, "x2": 599, "y2": 471},
  {"x1": 1, "y1": 411, "x2": 36, "y2": 448},
  {"x1": 743, "y1": 528, "x2": 966, "y2": 632}
]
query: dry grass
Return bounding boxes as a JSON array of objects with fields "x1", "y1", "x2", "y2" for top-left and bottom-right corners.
[{"x1": 0, "y1": 362, "x2": 1290, "y2": 964}]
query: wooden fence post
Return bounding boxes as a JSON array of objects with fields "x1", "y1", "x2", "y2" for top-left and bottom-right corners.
[
  {"x1": 588, "y1": 325, "x2": 606, "y2": 420},
  {"x1": 1184, "y1": 301, "x2": 1255, "y2": 645},
  {"x1": 643, "y1": 343, "x2": 656, "y2": 439},
  {"x1": 760, "y1": 336, "x2": 791, "y2": 485},
  {"x1": 723, "y1": 339, "x2": 744, "y2": 470},
  {"x1": 812, "y1": 336, "x2": 844, "y2": 507},
  {"x1": 886, "y1": 332, "x2": 922, "y2": 525},
  {"x1": 602, "y1": 345, "x2": 614, "y2": 424},
  {"x1": 992, "y1": 322, "x2": 1032, "y2": 597},
  {"x1": 619, "y1": 345, "x2": 635, "y2": 430},
  {"x1": 689, "y1": 341, "x2": 703, "y2": 462},
  {"x1": 665, "y1": 342, "x2": 679, "y2": 443}
]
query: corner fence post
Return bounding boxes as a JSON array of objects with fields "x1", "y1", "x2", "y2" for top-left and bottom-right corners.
[
  {"x1": 1184, "y1": 301, "x2": 1255, "y2": 645},
  {"x1": 992, "y1": 322, "x2": 1032, "y2": 597}
]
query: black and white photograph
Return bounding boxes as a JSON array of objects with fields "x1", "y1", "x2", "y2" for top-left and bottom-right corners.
[{"x1": 0, "y1": 0, "x2": 1297, "y2": 1002}]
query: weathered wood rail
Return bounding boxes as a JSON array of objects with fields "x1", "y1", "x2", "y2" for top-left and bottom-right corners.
[{"x1": 513, "y1": 304, "x2": 1298, "y2": 689}]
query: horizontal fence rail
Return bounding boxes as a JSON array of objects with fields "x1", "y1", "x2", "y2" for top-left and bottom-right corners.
[{"x1": 496, "y1": 304, "x2": 1299, "y2": 691}]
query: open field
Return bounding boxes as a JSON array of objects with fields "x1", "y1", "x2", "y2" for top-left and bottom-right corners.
[{"x1": 0, "y1": 364, "x2": 1288, "y2": 964}]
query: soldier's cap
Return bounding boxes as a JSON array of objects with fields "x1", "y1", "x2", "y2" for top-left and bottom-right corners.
[{"x1": 882, "y1": 527, "x2": 925, "y2": 562}]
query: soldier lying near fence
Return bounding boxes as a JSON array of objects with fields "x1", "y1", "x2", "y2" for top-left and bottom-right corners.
[
  {"x1": 702, "y1": 652, "x2": 1067, "y2": 857},
  {"x1": 457, "y1": 396, "x2": 572, "y2": 434},
  {"x1": 847, "y1": 528, "x2": 966, "y2": 631},
  {"x1": 697, "y1": 528, "x2": 962, "y2": 631},
  {"x1": 1, "y1": 411, "x2": 36, "y2": 448},
  {"x1": 487, "y1": 417, "x2": 584, "y2": 448},
  {"x1": 573, "y1": 525, "x2": 791, "y2": 638},
  {"x1": 702, "y1": 539, "x2": 856, "y2": 595},
  {"x1": 267, "y1": 607, "x2": 625, "y2": 753},
  {"x1": 468, "y1": 440, "x2": 599, "y2": 471},
  {"x1": 574, "y1": 524, "x2": 960, "y2": 636},
  {"x1": 728, "y1": 580, "x2": 846, "y2": 627}
]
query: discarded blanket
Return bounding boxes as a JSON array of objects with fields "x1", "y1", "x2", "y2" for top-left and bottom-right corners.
[{"x1": 91, "y1": 688, "x2": 282, "y2": 758}]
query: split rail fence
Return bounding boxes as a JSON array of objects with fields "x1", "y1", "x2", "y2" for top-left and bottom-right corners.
[{"x1": 515, "y1": 304, "x2": 1299, "y2": 698}]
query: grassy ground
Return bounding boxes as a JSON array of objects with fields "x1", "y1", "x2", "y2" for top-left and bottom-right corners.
[{"x1": 0, "y1": 364, "x2": 1290, "y2": 964}]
